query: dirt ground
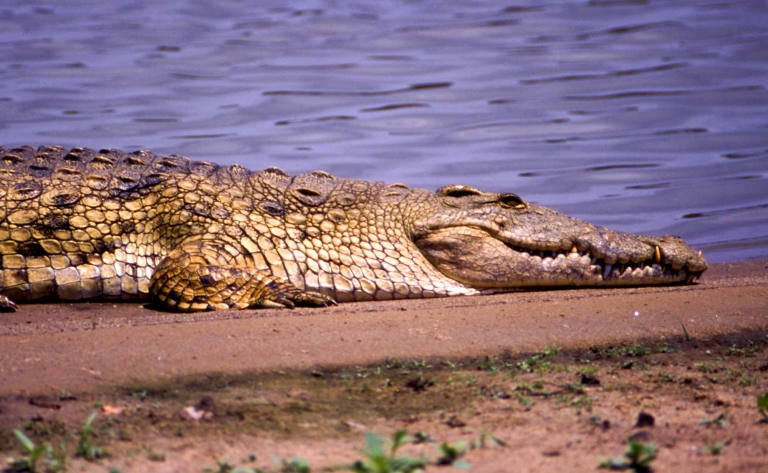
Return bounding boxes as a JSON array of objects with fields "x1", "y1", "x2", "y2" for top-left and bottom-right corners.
[{"x1": 1, "y1": 260, "x2": 767, "y2": 472}]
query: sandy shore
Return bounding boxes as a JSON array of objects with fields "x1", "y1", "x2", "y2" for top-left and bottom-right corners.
[
  {"x1": 1, "y1": 259, "x2": 766, "y2": 396},
  {"x1": 1, "y1": 259, "x2": 767, "y2": 473}
]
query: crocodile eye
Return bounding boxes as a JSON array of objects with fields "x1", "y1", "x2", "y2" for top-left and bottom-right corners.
[
  {"x1": 499, "y1": 193, "x2": 526, "y2": 209},
  {"x1": 437, "y1": 185, "x2": 482, "y2": 198}
]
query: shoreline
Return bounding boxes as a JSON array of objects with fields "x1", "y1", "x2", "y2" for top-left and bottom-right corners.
[{"x1": 1, "y1": 259, "x2": 766, "y2": 396}]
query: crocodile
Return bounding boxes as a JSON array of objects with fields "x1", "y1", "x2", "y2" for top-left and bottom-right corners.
[{"x1": 0, "y1": 145, "x2": 707, "y2": 312}]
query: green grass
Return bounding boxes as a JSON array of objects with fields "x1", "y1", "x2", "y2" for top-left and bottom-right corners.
[
  {"x1": 698, "y1": 412, "x2": 729, "y2": 427},
  {"x1": 5, "y1": 429, "x2": 66, "y2": 473},
  {"x1": 275, "y1": 456, "x2": 312, "y2": 473},
  {"x1": 599, "y1": 439, "x2": 658, "y2": 472},
  {"x1": 435, "y1": 440, "x2": 470, "y2": 469},
  {"x1": 75, "y1": 412, "x2": 111, "y2": 462},
  {"x1": 758, "y1": 389, "x2": 768, "y2": 421},
  {"x1": 146, "y1": 446, "x2": 166, "y2": 462},
  {"x1": 701, "y1": 441, "x2": 725, "y2": 455},
  {"x1": 327, "y1": 428, "x2": 506, "y2": 473},
  {"x1": 330, "y1": 430, "x2": 430, "y2": 473}
]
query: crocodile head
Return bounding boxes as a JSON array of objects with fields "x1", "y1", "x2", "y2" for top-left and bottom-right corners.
[{"x1": 410, "y1": 184, "x2": 708, "y2": 288}]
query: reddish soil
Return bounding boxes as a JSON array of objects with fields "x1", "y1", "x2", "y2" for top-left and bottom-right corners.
[{"x1": 1, "y1": 259, "x2": 766, "y2": 472}]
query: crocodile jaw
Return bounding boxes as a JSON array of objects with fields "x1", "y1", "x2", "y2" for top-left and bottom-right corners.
[{"x1": 414, "y1": 226, "x2": 707, "y2": 288}]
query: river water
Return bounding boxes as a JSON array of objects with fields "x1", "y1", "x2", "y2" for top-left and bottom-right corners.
[{"x1": 1, "y1": 0, "x2": 767, "y2": 263}]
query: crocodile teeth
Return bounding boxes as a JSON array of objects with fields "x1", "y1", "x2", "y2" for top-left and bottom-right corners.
[
  {"x1": 654, "y1": 246, "x2": 661, "y2": 264},
  {"x1": 570, "y1": 246, "x2": 578, "y2": 254},
  {"x1": 603, "y1": 264, "x2": 613, "y2": 280}
]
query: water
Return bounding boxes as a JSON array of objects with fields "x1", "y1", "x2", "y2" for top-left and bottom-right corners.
[{"x1": 1, "y1": 0, "x2": 767, "y2": 263}]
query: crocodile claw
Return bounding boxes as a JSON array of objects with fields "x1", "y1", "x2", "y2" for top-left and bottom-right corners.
[
  {"x1": 0, "y1": 295, "x2": 20, "y2": 312},
  {"x1": 292, "y1": 292, "x2": 338, "y2": 308},
  {"x1": 257, "y1": 291, "x2": 336, "y2": 309}
]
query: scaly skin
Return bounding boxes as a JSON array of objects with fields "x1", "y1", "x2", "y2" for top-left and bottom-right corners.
[{"x1": 0, "y1": 146, "x2": 707, "y2": 312}]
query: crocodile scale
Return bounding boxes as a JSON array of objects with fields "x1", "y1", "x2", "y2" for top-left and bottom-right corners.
[{"x1": 0, "y1": 145, "x2": 707, "y2": 312}]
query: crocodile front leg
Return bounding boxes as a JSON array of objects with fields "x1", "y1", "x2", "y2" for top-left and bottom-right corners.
[{"x1": 149, "y1": 243, "x2": 335, "y2": 312}]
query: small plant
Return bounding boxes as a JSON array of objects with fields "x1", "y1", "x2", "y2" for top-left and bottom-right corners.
[
  {"x1": 702, "y1": 441, "x2": 725, "y2": 455},
  {"x1": 757, "y1": 389, "x2": 768, "y2": 421},
  {"x1": 332, "y1": 430, "x2": 429, "y2": 473},
  {"x1": 740, "y1": 374, "x2": 759, "y2": 386},
  {"x1": 571, "y1": 395, "x2": 594, "y2": 412},
  {"x1": 209, "y1": 460, "x2": 267, "y2": 473},
  {"x1": 212, "y1": 460, "x2": 235, "y2": 473},
  {"x1": 565, "y1": 382, "x2": 586, "y2": 394},
  {"x1": 481, "y1": 355, "x2": 499, "y2": 374},
  {"x1": 435, "y1": 441, "x2": 470, "y2": 469},
  {"x1": 599, "y1": 439, "x2": 658, "y2": 472},
  {"x1": 6, "y1": 430, "x2": 47, "y2": 473},
  {"x1": 586, "y1": 415, "x2": 603, "y2": 427},
  {"x1": 624, "y1": 345, "x2": 653, "y2": 357},
  {"x1": 698, "y1": 412, "x2": 729, "y2": 427},
  {"x1": 514, "y1": 346, "x2": 560, "y2": 374},
  {"x1": 472, "y1": 429, "x2": 508, "y2": 449},
  {"x1": 512, "y1": 391, "x2": 534, "y2": 410},
  {"x1": 5, "y1": 429, "x2": 66, "y2": 473},
  {"x1": 658, "y1": 372, "x2": 677, "y2": 383},
  {"x1": 146, "y1": 446, "x2": 166, "y2": 462},
  {"x1": 275, "y1": 456, "x2": 311, "y2": 473},
  {"x1": 75, "y1": 412, "x2": 111, "y2": 461},
  {"x1": 681, "y1": 323, "x2": 691, "y2": 341},
  {"x1": 543, "y1": 345, "x2": 561, "y2": 357}
]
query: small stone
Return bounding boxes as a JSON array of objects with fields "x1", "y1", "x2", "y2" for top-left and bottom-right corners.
[
  {"x1": 102, "y1": 404, "x2": 124, "y2": 417},
  {"x1": 581, "y1": 374, "x2": 601, "y2": 386},
  {"x1": 198, "y1": 396, "x2": 214, "y2": 412},
  {"x1": 635, "y1": 412, "x2": 655, "y2": 428},
  {"x1": 180, "y1": 406, "x2": 205, "y2": 421}
]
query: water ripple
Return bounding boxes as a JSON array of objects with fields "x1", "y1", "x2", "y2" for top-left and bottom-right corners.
[
  {"x1": 275, "y1": 116, "x2": 356, "y2": 126},
  {"x1": 566, "y1": 85, "x2": 764, "y2": 100},
  {"x1": 576, "y1": 21, "x2": 685, "y2": 40},
  {"x1": 683, "y1": 202, "x2": 768, "y2": 219},
  {"x1": 520, "y1": 62, "x2": 688, "y2": 84},
  {"x1": 722, "y1": 149, "x2": 768, "y2": 159},
  {"x1": 1, "y1": 0, "x2": 767, "y2": 261},
  {"x1": 263, "y1": 82, "x2": 452, "y2": 97},
  {"x1": 360, "y1": 103, "x2": 430, "y2": 113}
]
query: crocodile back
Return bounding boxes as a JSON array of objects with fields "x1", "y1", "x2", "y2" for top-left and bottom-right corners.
[
  {"x1": 0, "y1": 145, "x2": 241, "y2": 302},
  {"x1": 0, "y1": 145, "x2": 474, "y2": 306}
]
